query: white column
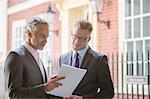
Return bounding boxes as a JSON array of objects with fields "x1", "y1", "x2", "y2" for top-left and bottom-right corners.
[
  {"x1": 0, "y1": 0, "x2": 7, "y2": 58},
  {"x1": 0, "y1": 0, "x2": 8, "y2": 98}
]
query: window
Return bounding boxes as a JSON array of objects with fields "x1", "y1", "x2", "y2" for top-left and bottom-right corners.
[
  {"x1": 12, "y1": 20, "x2": 25, "y2": 50},
  {"x1": 124, "y1": 0, "x2": 150, "y2": 76}
]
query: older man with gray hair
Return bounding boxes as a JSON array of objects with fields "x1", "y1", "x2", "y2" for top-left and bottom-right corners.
[{"x1": 4, "y1": 17, "x2": 65, "y2": 99}]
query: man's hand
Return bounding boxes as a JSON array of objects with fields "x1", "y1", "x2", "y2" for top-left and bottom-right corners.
[{"x1": 44, "y1": 75, "x2": 65, "y2": 92}]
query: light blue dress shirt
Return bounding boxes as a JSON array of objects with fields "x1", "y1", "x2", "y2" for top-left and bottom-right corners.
[{"x1": 72, "y1": 45, "x2": 89, "y2": 68}]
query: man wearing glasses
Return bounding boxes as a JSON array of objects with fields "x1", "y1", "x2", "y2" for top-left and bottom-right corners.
[
  {"x1": 59, "y1": 20, "x2": 114, "y2": 99},
  {"x1": 4, "y1": 17, "x2": 65, "y2": 99}
]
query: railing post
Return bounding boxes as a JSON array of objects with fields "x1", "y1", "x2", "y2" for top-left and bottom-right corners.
[
  {"x1": 147, "y1": 50, "x2": 150, "y2": 99},
  {"x1": 116, "y1": 52, "x2": 119, "y2": 99},
  {"x1": 121, "y1": 53, "x2": 124, "y2": 99}
]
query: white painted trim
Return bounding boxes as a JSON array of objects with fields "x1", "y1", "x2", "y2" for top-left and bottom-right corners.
[
  {"x1": 118, "y1": 0, "x2": 124, "y2": 53},
  {"x1": 64, "y1": 0, "x2": 88, "y2": 9},
  {"x1": 0, "y1": 0, "x2": 8, "y2": 56},
  {"x1": 8, "y1": 0, "x2": 50, "y2": 15}
]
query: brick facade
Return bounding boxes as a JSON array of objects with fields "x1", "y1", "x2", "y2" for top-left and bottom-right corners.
[
  {"x1": 99, "y1": 0, "x2": 118, "y2": 54},
  {"x1": 98, "y1": 1, "x2": 118, "y2": 93}
]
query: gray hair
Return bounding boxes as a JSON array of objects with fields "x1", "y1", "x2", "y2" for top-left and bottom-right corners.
[
  {"x1": 73, "y1": 19, "x2": 93, "y2": 34},
  {"x1": 24, "y1": 17, "x2": 49, "y2": 34}
]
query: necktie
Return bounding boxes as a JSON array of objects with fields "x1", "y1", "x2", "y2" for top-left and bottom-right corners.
[{"x1": 72, "y1": 52, "x2": 79, "y2": 68}]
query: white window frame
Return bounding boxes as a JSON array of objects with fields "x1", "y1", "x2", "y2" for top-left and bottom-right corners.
[
  {"x1": 124, "y1": 0, "x2": 150, "y2": 76},
  {"x1": 12, "y1": 19, "x2": 25, "y2": 50},
  {"x1": 122, "y1": 0, "x2": 150, "y2": 95}
]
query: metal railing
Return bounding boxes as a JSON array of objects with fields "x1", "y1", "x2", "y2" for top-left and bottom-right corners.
[{"x1": 108, "y1": 51, "x2": 150, "y2": 99}]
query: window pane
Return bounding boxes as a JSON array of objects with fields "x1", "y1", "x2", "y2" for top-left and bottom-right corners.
[
  {"x1": 125, "y1": 20, "x2": 131, "y2": 39},
  {"x1": 134, "y1": 18, "x2": 140, "y2": 38},
  {"x1": 125, "y1": 0, "x2": 131, "y2": 17},
  {"x1": 143, "y1": 16, "x2": 150, "y2": 37},
  {"x1": 145, "y1": 40, "x2": 150, "y2": 52},
  {"x1": 127, "y1": 64, "x2": 133, "y2": 75},
  {"x1": 134, "y1": 0, "x2": 140, "y2": 15},
  {"x1": 136, "y1": 41, "x2": 142, "y2": 60},
  {"x1": 12, "y1": 20, "x2": 25, "y2": 50},
  {"x1": 127, "y1": 42, "x2": 133, "y2": 61},
  {"x1": 138, "y1": 64, "x2": 143, "y2": 75},
  {"x1": 144, "y1": 63, "x2": 150, "y2": 75},
  {"x1": 143, "y1": 0, "x2": 150, "y2": 13},
  {"x1": 145, "y1": 40, "x2": 150, "y2": 75},
  {"x1": 145, "y1": 40, "x2": 150, "y2": 58}
]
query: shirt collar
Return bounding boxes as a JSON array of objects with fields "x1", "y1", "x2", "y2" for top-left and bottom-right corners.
[
  {"x1": 73, "y1": 45, "x2": 89, "y2": 59},
  {"x1": 23, "y1": 42, "x2": 39, "y2": 57}
]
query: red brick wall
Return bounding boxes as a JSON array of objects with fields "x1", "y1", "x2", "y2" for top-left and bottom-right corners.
[
  {"x1": 98, "y1": 0, "x2": 118, "y2": 54},
  {"x1": 98, "y1": 0, "x2": 118, "y2": 92},
  {"x1": 8, "y1": 0, "x2": 25, "y2": 7}
]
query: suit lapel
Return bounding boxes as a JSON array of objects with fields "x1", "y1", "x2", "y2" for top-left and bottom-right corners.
[
  {"x1": 41, "y1": 61, "x2": 48, "y2": 82},
  {"x1": 21, "y1": 45, "x2": 46, "y2": 83},
  {"x1": 21, "y1": 46, "x2": 38, "y2": 66},
  {"x1": 80, "y1": 48, "x2": 93, "y2": 69}
]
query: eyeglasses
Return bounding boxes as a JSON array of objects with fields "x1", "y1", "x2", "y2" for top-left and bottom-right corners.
[{"x1": 71, "y1": 33, "x2": 88, "y2": 42}]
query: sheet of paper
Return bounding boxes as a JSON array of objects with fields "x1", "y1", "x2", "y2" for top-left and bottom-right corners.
[{"x1": 46, "y1": 64, "x2": 87, "y2": 97}]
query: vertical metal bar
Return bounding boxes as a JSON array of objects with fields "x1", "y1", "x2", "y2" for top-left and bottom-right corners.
[
  {"x1": 121, "y1": 53, "x2": 124, "y2": 99},
  {"x1": 147, "y1": 50, "x2": 150, "y2": 99},
  {"x1": 126, "y1": 52, "x2": 128, "y2": 99},
  {"x1": 136, "y1": 51, "x2": 139, "y2": 99},
  {"x1": 116, "y1": 52, "x2": 119, "y2": 99},
  {"x1": 142, "y1": 52, "x2": 144, "y2": 99},
  {"x1": 112, "y1": 53, "x2": 114, "y2": 83},
  {"x1": 131, "y1": 52, "x2": 133, "y2": 99},
  {"x1": 131, "y1": 52, "x2": 134, "y2": 75}
]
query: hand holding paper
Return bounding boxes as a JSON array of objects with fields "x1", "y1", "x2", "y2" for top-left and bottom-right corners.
[
  {"x1": 44, "y1": 75, "x2": 65, "y2": 92},
  {"x1": 47, "y1": 64, "x2": 87, "y2": 97}
]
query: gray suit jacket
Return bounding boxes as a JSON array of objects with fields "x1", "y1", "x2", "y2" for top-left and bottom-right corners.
[
  {"x1": 4, "y1": 45, "x2": 61, "y2": 99},
  {"x1": 59, "y1": 47, "x2": 114, "y2": 99}
]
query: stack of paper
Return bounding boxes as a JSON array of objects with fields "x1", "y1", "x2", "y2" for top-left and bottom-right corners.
[{"x1": 47, "y1": 64, "x2": 87, "y2": 97}]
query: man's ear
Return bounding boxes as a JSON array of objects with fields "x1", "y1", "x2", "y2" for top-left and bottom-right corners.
[
  {"x1": 87, "y1": 36, "x2": 91, "y2": 42},
  {"x1": 26, "y1": 31, "x2": 32, "y2": 38},
  {"x1": 25, "y1": 31, "x2": 33, "y2": 43}
]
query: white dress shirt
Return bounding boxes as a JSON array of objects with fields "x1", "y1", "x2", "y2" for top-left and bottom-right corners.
[{"x1": 24, "y1": 43, "x2": 46, "y2": 82}]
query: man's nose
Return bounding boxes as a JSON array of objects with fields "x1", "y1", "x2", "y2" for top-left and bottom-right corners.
[
  {"x1": 44, "y1": 38, "x2": 48, "y2": 43},
  {"x1": 74, "y1": 37, "x2": 81, "y2": 43}
]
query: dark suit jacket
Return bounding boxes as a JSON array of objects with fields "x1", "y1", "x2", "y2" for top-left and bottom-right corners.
[
  {"x1": 59, "y1": 47, "x2": 114, "y2": 99},
  {"x1": 4, "y1": 45, "x2": 61, "y2": 99}
]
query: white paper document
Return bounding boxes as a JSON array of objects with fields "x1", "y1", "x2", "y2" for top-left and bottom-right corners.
[{"x1": 46, "y1": 64, "x2": 87, "y2": 97}]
